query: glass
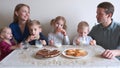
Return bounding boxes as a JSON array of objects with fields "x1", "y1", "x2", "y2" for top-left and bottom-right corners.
[
  {"x1": 21, "y1": 41, "x2": 29, "y2": 49},
  {"x1": 79, "y1": 37, "x2": 87, "y2": 46},
  {"x1": 35, "y1": 40, "x2": 43, "y2": 48},
  {"x1": 54, "y1": 42, "x2": 62, "y2": 48}
]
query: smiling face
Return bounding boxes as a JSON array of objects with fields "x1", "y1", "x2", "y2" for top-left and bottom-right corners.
[
  {"x1": 15, "y1": 6, "x2": 30, "y2": 21},
  {"x1": 0, "y1": 28, "x2": 13, "y2": 40}
]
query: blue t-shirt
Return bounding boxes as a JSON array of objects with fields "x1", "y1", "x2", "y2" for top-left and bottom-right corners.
[
  {"x1": 89, "y1": 20, "x2": 120, "y2": 49},
  {"x1": 9, "y1": 22, "x2": 29, "y2": 43}
]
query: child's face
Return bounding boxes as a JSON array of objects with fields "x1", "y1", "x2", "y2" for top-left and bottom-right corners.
[
  {"x1": 77, "y1": 27, "x2": 89, "y2": 37},
  {"x1": 54, "y1": 19, "x2": 64, "y2": 32},
  {"x1": 15, "y1": 6, "x2": 30, "y2": 21},
  {"x1": 2, "y1": 28, "x2": 13, "y2": 40},
  {"x1": 29, "y1": 25, "x2": 41, "y2": 37}
]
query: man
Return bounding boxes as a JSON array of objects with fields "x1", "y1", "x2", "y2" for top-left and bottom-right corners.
[{"x1": 89, "y1": 2, "x2": 120, "y2": 59}]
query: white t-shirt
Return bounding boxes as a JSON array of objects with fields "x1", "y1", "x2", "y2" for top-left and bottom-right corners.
[
  {"x1": 48, "y1": 32, "x2": 70, "y2": 45},
  {"x1": 73, "y1": 34, "x2": 93, "y2": 45}
]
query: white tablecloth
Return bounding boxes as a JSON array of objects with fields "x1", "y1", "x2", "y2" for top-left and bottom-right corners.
[{"x1": 0, "y1": 45, "x2": 120, "y2": 68}]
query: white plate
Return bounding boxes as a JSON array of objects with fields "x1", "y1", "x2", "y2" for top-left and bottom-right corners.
[{"x1": 62, "y1": 48, "x2": 88, "y2": 59}]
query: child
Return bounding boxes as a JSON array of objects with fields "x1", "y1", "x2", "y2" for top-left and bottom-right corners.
[
  {"x1": 48, "y1": 16, "x2": 70, "y2": 47},
  {"x1": 73, "y1": 21, "x2": 96, "y2": 45},
  {"x1": 25, "y1": 20, "x2": 48, "y2": 46},
  {"x1": 0, "y1": 27, "x2": 21, "y2": 61}
]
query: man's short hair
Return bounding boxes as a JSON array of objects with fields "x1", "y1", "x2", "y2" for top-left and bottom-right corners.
[{"x1": 97, "y1": 2, "x2": 114, "y2": 16}]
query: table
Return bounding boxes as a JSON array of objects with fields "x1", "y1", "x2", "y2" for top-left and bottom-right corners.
[{"x1": 0, "y1": 45, "x2": 120, "y2": 68}]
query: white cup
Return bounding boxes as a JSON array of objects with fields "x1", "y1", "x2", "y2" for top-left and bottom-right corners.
[
  {"x1": 35, "y1": 40, "x2": 43, "y2": 48},
  {"x1": 54, "y1": 42, "x2": 62, "y2": 48}
]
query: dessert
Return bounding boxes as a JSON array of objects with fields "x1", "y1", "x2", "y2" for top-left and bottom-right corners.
[
  {"x1": 35, "y1": 49, "x2": 60, "y2": 58},
  {"x1": 65, "y1": 49, "x2": 87, "y2": 57}
]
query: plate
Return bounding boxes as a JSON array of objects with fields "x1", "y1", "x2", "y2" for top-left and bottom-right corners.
[
  {"x1": 35, "y1": 49, "x2": 60, "y2": 59},
  {"x1": 62, "y1": 48, "x2": 88, "y2": 59}
]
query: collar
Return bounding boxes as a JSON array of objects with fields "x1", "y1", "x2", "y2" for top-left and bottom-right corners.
[{"x1": 99, "y1": 19, "x2": 114, "y2": 30}]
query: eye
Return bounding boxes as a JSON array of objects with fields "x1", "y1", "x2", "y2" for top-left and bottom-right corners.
[
  {"x1": 34, "y1": 28, "x2": 38, "y2": 31},
  {"x1": 61, "y1": 24, "x2": 63, "y2": 27}
]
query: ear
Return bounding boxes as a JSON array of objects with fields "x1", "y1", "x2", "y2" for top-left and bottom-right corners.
[
  {"x1": 0, "y1": 34, "x2": 4, "y2": 39},
  {"x1": 39, "y1": 28, "x2": 42, "y2": 32},
  {"x1": 15, "y1": 11, "x2": 19, "y2": 16},
  {"x1": 107, "y1": 13, "x2": 112, "y2": 18}
]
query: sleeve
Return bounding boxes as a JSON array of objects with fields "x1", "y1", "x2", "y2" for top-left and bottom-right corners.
[
  {"x1": 63, "y1": 35, "x2": 70, "y2": 45},
  {"x1": 40, "y1": 33, "x2": 48, "y2": 45},
  {"x1": 73, "y1": 36, "x2": 77, "y2": 45},
  {"x1": 117, "y1": 36, "x2": 120, "y2": 49},
  {"x1": 48, "y1": 33, "x2": 53, "y2": 45},
  {"x1": 89, "y1": 36, "x2": 93, "y2": 41},
  {"x1": 0, "y1": 42, "x2": 12, "y2": 54}
]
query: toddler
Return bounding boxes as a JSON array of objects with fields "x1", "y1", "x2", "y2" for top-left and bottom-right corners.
[
  {"x1": 0, "y1": 27, "x2": 21, "y2": 61},
  {"x1": 73, "y1": 21, "x2": 96, "y2": 45}
]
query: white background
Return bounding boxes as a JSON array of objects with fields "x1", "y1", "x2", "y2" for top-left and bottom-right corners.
[{"x1": 0, "y1": 0, "x2": 120, "y2": 43}]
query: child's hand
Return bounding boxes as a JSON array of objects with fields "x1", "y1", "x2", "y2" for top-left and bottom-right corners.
[
  {"x1": 10, "y1": 44, "x2": 21, "y2": 50},
  {"x1": 26, "y1": 35, "x2": 35, "y2": 42},
  {"x1": 61, "y1": 29, "x2": 67, "y2": 36},
  {"x1": 76, "y1": 38, "x2": 80, "y2": 45},
  {"x1": 49, "y1": 40, "x2": 54, "y2": 46},
  {"x1": 90, "y1": 40, "x2": 96, "y2": 45},
  {"x1": 17, "y1": 43, "x2": 24, "y2": 49},
  {"x1": 40, "y1": 40, "x2": 46, "y2": 46}
]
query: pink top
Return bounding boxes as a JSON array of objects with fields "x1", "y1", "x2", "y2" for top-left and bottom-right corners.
[{"x1": 0, "y1": 40, "x2": 15, "y2": 61}]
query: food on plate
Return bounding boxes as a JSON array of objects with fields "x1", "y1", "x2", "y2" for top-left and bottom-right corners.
[
  {"x1": 65, "y1": 49, "x2": 87, "y2": 57},
  {"x1": 36, "y1": 49, "x2": 60, "y2": 58}
]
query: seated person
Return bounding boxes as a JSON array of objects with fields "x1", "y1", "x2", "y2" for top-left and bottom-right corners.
[
  {"x1": 73, "y1": 21, "x2": 96, "y2": 45},
  {"x1": 24, "y1": 20, "x2": 48, "y2": 46}
]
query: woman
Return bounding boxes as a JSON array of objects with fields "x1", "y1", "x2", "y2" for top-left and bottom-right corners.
[{"x1": 9, "y1": 3, "x2": 30, "y2": 43}]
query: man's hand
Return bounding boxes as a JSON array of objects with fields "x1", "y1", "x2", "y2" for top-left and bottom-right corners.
[{"x1": 101, "y1": 49, "x2": 118, "y2": 59}]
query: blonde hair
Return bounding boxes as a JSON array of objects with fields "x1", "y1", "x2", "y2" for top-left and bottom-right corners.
[
  {"x1": 0, "y1": 27, "x2": 11, "y2": 39},
  {"x1": 50, "y1": 16, "x2": 67, "y2": 30},
  {"x1": 78, "y1": 21, "x2": 89, "y2": 29},
  {"x1": 13, "y1": 3, "x2": 30, "y2": 23},
  {"x1": 28, "y1": 20, "x2": 41, "y2": 28}
]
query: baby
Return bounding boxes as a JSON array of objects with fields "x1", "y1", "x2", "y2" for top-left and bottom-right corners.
[{"x1": 73, "y1": 21, "x2": 96, "y2": 45}]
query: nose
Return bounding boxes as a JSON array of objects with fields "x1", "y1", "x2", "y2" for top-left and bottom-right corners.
[
  {"x1": 31, "y1": 30, "x2": 35, "y2": 35},
  {"x1": 58, "y1": 24, "x2": 62, "y2": 28}
]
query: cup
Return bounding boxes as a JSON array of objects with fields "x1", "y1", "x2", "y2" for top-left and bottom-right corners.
[
  {"x1": 79, "y1": 37, "x2": 87, "y2": 46},
  {"x1": 35, "y1": 40, "x2": 43, "y2": 48},
  {"x1": 54, "y1": 42, "x2": 62, "y2": 48},
  {"x1": 21, "y1": 41, "x2": 29, "y2": 49}
]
